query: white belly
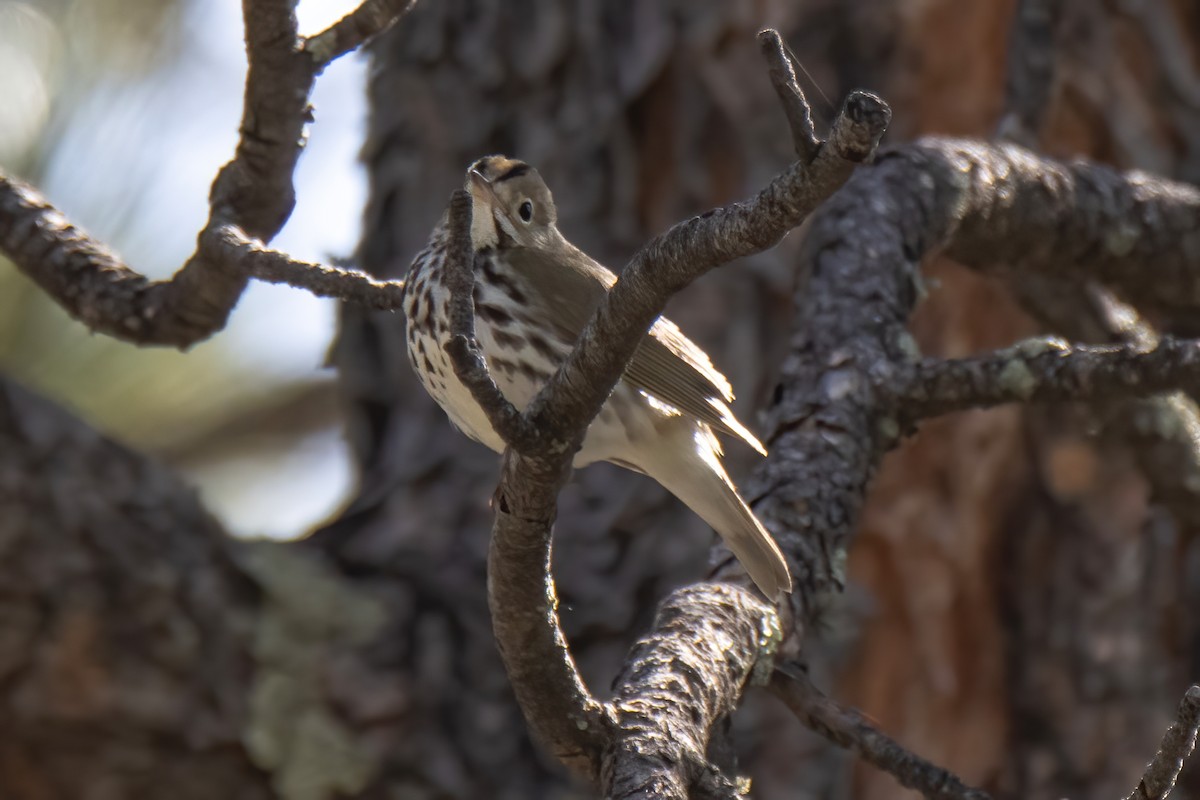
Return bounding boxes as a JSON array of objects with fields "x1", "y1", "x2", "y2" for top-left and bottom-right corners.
[{"x1": 404, "y1": 271, "x2": 662, "y2": 468}]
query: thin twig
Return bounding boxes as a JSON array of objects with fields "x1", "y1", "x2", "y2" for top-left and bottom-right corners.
[
  {"x1": 304, "y1": 0, "x2": 418, "y2": 71},
  {"x1": 771, "y1": 666, "x2": 991, "y2": 800},
  {"x1": 758, "y1": 29, "x2": 821, "y2": 163},
  {"x1": 1125, "y1": 686, "x2": 1200, "y2": 800},
  {"x1": 206, "y1": 225, "x2": 406, "y2": 309},
  {"x1": 437, "y1": 190, "x2": 539, "y2": 450},
  {"x1": 1005, "y1": 279, "x2": 1200, "y2": 529}
]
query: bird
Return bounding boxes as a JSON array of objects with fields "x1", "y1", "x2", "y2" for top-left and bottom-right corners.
[{"x1": 401, "y1": 155, "x2": 792, "y2": 598}]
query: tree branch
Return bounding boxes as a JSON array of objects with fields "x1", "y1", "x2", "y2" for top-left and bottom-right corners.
[
  {"x1": 0, "y1": 0, "x2": 416, "y2": 348},
  {"x1": 770, "y1": 666, "x2": 991, "y2": 800},
  {"x1": 937, "y1": 142, "x2": 1200, "y2": 315},
  {"x1": 602, "y1": 585, "x2": 780, "y2": 799},
  {"x1": 740, "y1": 137, "x2": 1200, "y2": 623},
  {"x1": 889, "y1": 337, "x2": 1200, "y2": 423},
  {"x1": 996, "y1": 0, "x2": 1064, "y2": 146},
  {"x1": 694, "y1": 138, "x2": 1200, "y2": 794},
  {"x1": 758, "y1": 29, "x2": 821, "y2": 163},
  {"x1": 1125, "y1": 686, "x2": 1200, "y2": 800},
  {"x1": 994, "y1": 1, "x2": 1200, "y2": 537},
  {"x1": 437, "y1": 190, "x2": 539, "y2": 451},
  {"x1": 487, "y1": 451, "x2": 613, "y2": 782},
  {"x1": 521, "y1": 89, "x2": 891, "y2": 453},
  {"x1": 478, "y1": 32, "x2": 891, "y2": 789},
  {"x1": 304, "y1": 0, "x2": 418, "y2": 71},
  {"x1": 206, "y1": 225, "x2": 406, "y2": 309}
]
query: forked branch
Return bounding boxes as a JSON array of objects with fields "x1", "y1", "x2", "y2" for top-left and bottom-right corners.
[{"x1": 0, "y1": 0, "x2": 413, "y2": 348}]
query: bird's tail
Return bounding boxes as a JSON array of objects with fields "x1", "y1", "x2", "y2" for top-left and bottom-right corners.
[{"x1": 634, "y1": 424, "x2": 792, "y2": 598}]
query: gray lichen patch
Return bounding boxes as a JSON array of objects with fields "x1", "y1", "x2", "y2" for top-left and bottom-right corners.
[
  {"x1": 238, "y1": 542, "x2": 387, "y2": 800},
  {"x1": 998, "y1": 358, "x2": 1037, "y2": 401}
]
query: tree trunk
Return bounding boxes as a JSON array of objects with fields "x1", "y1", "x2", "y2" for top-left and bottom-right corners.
[
  {"x1": 325, "y1": 0, "x2": 1200, "y2": 797},
  {"x1": 1, "y1": 1, "x2": 1197, "y2": 799}
]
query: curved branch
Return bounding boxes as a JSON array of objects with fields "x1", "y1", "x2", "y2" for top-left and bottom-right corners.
[
  {"x1": 521, "y1": 89, "x2": 891, "y2": 452},
  {"x1": 602, "y1": 585, "x2": 780, "y2": 799},
  {"x1": 206, "y1": 225, "x2": 406, "y2": 309},
  {"x1": 480, "y1": 32, "x2": 891, "y2": 789},
  {"x1": 770, "y1": 666, "x2": 991, "y2": 800},
  {"x1": 0, "y1": 0, "x2": 416, "y2": 348},
  {"x1": 1126, "y1": 686, "x2": 1200, "y2": 800},
  {"x1": 487, "y1": 450, "x2": 613, "y2": 781},
  {"x1": 739, "y1": 138, "x2": 1200, "y2": 621},
  {"x1": 304, "y1": 0, "x2": 418, "y2": 70},
  {"x1": 758, "y1": 29, "x2": 821, "y2": 162},
  {"x1": 438, "y1": 190, "x2": 539, "y2": 450},
  {"x1": 889, "y1": 337, "x2": 1200, "y2": 422}
]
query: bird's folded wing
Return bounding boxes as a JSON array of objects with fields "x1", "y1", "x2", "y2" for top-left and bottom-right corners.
[{"x1": 499, "y1": 246, "x2": 766, "y2": 455}]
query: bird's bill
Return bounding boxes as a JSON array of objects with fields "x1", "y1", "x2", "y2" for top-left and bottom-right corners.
[{"x1": 468, "y1": 169, "x2": 498, "y2": 204}]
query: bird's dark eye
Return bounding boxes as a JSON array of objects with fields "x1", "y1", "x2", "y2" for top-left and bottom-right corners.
[{"x1": 518, "y1": 200, "x2": 533, "y2": 222}]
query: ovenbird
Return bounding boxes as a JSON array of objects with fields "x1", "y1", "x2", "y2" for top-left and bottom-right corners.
[{"x1": 402, "y1": 156, "x2": 792, "y2": 598}]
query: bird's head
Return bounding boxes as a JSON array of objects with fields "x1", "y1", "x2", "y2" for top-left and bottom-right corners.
[{"x1": 464, "y1": 155, "x2": 559, "y2": 251}]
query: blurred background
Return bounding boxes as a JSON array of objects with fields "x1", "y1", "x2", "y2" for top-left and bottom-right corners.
[
  {"x1": 0, "y1": 0, "x2": 365, "y2": 537},
  {"x1": 4, "y1": 1, "x2": 1200, "y2": 799}
]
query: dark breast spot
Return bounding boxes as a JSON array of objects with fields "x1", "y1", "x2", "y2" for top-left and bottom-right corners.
[
  {"x1": 518, "y1": 361, "x2": 547, "y2": 383},
  {"x1": 492, "y1": 329, "x2": 526, "y2": 350},
  {"x1": 482, "y1": 259, "x2": 529, "y2": 305},
  {"x1": 526, "y1": 334, "x2": 560, "y2": 362},
  {"x1": 477, "y1": 303, "x2": 514, "y2": 326},
  {"x1": 480, "y1": 257, "x2": 499, "y2": 282},
  {"x1": 490, "y1": 356, "x2": 518, "y2": 374}
]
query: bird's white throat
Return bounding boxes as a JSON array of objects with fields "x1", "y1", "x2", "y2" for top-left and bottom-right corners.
[{"x1": 469, "y1": 196, "x2": 499, "y2": 249}]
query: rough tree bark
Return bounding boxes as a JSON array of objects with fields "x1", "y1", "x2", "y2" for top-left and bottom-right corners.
[
  {"x1": 1, "y1": 1, "x2": 1199, "y2": 799},
  {"x1": 325, "y1": 0, "x2": 1200, "y2": 796}
]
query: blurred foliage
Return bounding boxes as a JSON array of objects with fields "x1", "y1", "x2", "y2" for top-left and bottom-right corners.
[
  {"x1": 0, "y1": 0, "x2": 185, "y2": 168},
  {"x1": 0, "y1": 0, "x2": 346, "y2": 535}
]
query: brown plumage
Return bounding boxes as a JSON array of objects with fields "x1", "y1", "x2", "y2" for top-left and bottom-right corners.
[{"x1": 402, "y1": 155, "x2": 792, "y2": 597}]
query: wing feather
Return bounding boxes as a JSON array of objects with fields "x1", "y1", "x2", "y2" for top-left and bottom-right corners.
[{"x1": 497, "y1": 245, "x2": 765, "y2": 454}]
